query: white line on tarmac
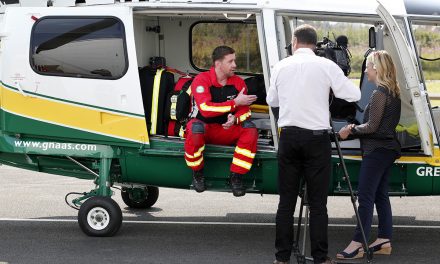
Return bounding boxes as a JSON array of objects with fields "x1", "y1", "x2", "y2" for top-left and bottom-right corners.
[{"x1": 0, "y1": 218, "x2": 439, "y2": 229}]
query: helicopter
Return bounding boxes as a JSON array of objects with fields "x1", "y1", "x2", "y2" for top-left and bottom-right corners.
[{"x1": 0, "y1": 0, "x2": 439, "y2": 236}]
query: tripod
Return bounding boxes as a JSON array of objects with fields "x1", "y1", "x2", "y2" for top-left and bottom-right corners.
[
  {"x1": 292, "y1": 182, "x2": 313, "y2": 264},
  {"x1": 292, "y1": 120, "x2": 373, "y2": 264}
]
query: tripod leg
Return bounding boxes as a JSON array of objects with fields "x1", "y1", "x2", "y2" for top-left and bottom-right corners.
[
  {"x1": 302, "y1": 206, "x2": 308, "y2": 257},
  {"x1": 293, "y1": 190, "x2": 305, "y2": 257},
  {"x1": 330, "y1": 118, "x2": 372, "y2": 261},
  {"x1": 298, "y1": 187, "x2": 311, "y2": 264},
  {"x1": 293, "y1": 182, "x2": 311, "y2": 264}
]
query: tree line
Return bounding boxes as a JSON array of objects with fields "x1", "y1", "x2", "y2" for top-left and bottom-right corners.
[{"x1": 192, "y1": 21, "x2": 440, "y2": 79}]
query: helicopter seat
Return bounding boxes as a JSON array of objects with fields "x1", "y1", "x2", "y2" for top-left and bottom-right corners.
[{"x1": 244, "y1": 74, "x2": 273, "y2": 143}]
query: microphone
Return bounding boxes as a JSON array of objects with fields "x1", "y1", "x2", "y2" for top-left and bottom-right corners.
[{"x1": 336, "y1": 35, "x2": 348, "y2": 48}]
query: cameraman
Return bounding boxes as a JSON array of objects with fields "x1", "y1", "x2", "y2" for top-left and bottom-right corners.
[{"x1": 267, "y1": 24, "x2": 360, "y2": 264}]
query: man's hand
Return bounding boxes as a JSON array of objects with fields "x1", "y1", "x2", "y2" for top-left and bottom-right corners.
[
  {"x1": 222, "y1": 114, "x2": 236, "y2": 129},
  {"x1": 233, "y1": 89, "x2": 257, "y2": 106}
]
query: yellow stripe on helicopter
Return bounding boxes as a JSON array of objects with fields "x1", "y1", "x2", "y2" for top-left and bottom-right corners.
[
  {"x1": 336, "y1": 147, "x2": 440, "y2": 167},
  {"x1": 1, "y1": 84, "x2": 149, "y2": 144}
]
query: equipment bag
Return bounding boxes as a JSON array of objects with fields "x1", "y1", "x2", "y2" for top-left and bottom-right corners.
[
  {"x1": 138, "y1": 65, "x2": 175, "y2": 136},
  {"x1": 165, "y1": 77, "x2": 194, "y2": 136}
]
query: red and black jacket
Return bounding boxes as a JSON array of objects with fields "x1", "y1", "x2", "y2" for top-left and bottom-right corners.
[{"x1": 192, "y1": 67, "x2": 252, "y2": 124}]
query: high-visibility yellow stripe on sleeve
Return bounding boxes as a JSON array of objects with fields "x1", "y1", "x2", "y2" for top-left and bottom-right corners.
[
  {"x1": 185, "y1": 145, "x2": 205, "y2": 159},
  {"x1": 186, "y1": 157, "x2": 204, "y2": 167},
  {"x1": 234, "y1": 146, "x2": 255, "y2": 159},
  {"x1": 238, "y1": 110, "x2": 252, "y2": 122},
  {"x1": 232, "y1": 157, "x2": 252, "y2": 170},
  {"x1": 200, "y1": 102, "x2": 231, "y2": 113}
]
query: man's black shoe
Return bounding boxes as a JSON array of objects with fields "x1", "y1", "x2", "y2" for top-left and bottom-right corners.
[
  {"x1": 192, "y1": 169, "x2": 206, "y2": 193},
  {"x1": 230, "y1": 172, "x2": 246, "y2": 197}
]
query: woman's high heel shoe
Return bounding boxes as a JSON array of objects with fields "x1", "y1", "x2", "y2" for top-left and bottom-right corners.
[
  {"x1": 369, "y1": 241, "x2": 392, "y2": 255},
  {"x1": 336, "y1": 247, "x2": 364, "y2": 260}
]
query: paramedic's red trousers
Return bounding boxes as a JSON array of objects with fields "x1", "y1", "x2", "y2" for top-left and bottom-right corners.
[{"x1": 184, "y1": 119, "x2": 258, "y2": 174}]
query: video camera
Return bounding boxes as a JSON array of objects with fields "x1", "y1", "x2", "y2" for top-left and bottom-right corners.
[
  {"x1": 284, "y1": 33, "x2": 358, "y2": 121},
  {"x1": 285, "y1": 34, "x2": 352, "y2": 76},
  {"x1": 316, "y1": 35, "x2": 358, "y2": 122},
  {"x1": 315, "y1": 35, "x2": 351, "y2": 76}
]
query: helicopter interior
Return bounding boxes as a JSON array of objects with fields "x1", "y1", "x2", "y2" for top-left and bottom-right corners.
[{"x1": 132, "y1": 10, "x2": 425, "y2": 155}]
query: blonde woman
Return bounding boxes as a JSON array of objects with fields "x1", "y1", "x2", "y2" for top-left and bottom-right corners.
[{"x1": 336, "y1": 50, "x2": 401, "y2": 260}]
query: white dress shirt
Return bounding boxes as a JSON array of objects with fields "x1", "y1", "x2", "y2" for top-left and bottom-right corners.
[{"x1": 267, "y1": 48, "x2": 361, "y2": 130}]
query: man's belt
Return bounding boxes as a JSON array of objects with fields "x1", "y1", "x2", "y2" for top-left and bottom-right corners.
[{"x1": 282, "y1": 126, "x2": 329, "y2": 135}]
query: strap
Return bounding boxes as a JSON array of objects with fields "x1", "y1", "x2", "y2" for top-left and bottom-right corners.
[
  {"x1": 150, "y1": 68, "x2": 164, "y2": 135},
  {"x1": 165, "y1": 66, "x2": 195, "y2": 77}
]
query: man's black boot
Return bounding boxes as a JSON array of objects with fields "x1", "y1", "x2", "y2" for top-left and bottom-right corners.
[
  {"x1": 230, "y1": 172, "x2": 246, "y2": 197},
  {"x1": 192, "y1": 169, "x2": 206, "y2": 193}
]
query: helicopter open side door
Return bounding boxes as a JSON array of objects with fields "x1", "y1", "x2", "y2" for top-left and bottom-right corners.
[{"x1": 377, "y1": 1, "x2": 434, "y2": 156}]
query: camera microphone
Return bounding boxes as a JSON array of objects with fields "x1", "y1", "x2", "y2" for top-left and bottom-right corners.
[{"x1": 336, "y1": 35, "x2": 348, "y2": 48}]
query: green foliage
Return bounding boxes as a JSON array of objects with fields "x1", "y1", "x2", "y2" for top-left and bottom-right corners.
[
  {"x1": 191, "y1": 21, "x2": 440, "y2": 82},
  {"x1": 413, "y1": 25, "x2": 440, "y2": 81},
  {"x1": 192, "y1": 23, "x2": 262, "y2": 73},
  {"x1": 427, "y1": 81, "x2": 440, "y2": 107},
  {"x1": 426, "y1": 81, "x2": 440, "y2": 93}
]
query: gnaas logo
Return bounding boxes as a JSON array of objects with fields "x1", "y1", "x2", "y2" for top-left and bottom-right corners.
[{"x1": 416, "y1": 166, "x2": 440, "y2": 177}]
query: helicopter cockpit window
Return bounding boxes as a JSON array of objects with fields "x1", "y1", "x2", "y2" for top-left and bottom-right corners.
[{"x1": 30, "y1": 17, "x2": 128, "y2": 80}]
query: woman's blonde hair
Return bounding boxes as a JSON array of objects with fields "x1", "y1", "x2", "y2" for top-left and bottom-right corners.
[{"x1": 366, "y1": 50, "x2": 400, "y2": 97}]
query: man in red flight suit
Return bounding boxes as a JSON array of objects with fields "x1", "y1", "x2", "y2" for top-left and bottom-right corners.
[{"x1": 184, "y1": 46, "x2": 258, "y2": 197}]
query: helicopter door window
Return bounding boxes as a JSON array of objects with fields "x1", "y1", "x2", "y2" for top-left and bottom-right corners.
[
  {"x1": 277, "y1": 17, "x2": 385, "y2": 149},
  {"x1": 30, "y1": 17, "x2": 128, "y2": 80},
  {"x1": 190, "y1": 21, "x2": 263, "y2": 75},
  {"x1": 287, "y1": 19, "x2": 371, "y2": 126},
  {"x1": 411, "y1": 21, "x2": 440, "y2": 110},
  {"x1": 409, "y1": 20, "x2": 440, "y2": 148}
]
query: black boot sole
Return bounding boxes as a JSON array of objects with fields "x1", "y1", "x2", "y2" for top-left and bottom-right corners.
[
  {"x1": 232, "y1": 187, "x2": 245, "y2": 197},
  {"x1": 192, "y1": 180, "x2": 206, "y2": 193}
]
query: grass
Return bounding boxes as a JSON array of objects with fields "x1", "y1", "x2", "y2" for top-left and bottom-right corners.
[
  {"x1": 426, "y1": 81, "x2": 440, "y2": 93},
  {"x1": 426, "y1": 81, "x2": 440, "y2": 107}
]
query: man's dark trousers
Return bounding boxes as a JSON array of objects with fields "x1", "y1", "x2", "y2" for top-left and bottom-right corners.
[{"x1": 275, "y1": 127, "x2": 331, "y2": 264}]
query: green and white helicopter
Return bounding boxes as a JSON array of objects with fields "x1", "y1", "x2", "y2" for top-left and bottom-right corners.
[{"x1": 0, "y1": 0, "x2": 439, "y2": 236}]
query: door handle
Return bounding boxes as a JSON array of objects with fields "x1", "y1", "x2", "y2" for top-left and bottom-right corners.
[{"x1": 14, "y1": 81, "x2": 28, "y2": 97}]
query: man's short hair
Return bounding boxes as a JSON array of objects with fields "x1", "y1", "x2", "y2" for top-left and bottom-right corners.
[
  {"x1": 294, "y1": 25, "x2": 317, "y2": 45},
  {"x1": 212, "y1": 46, "x2": 235, "y2": 64}
]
